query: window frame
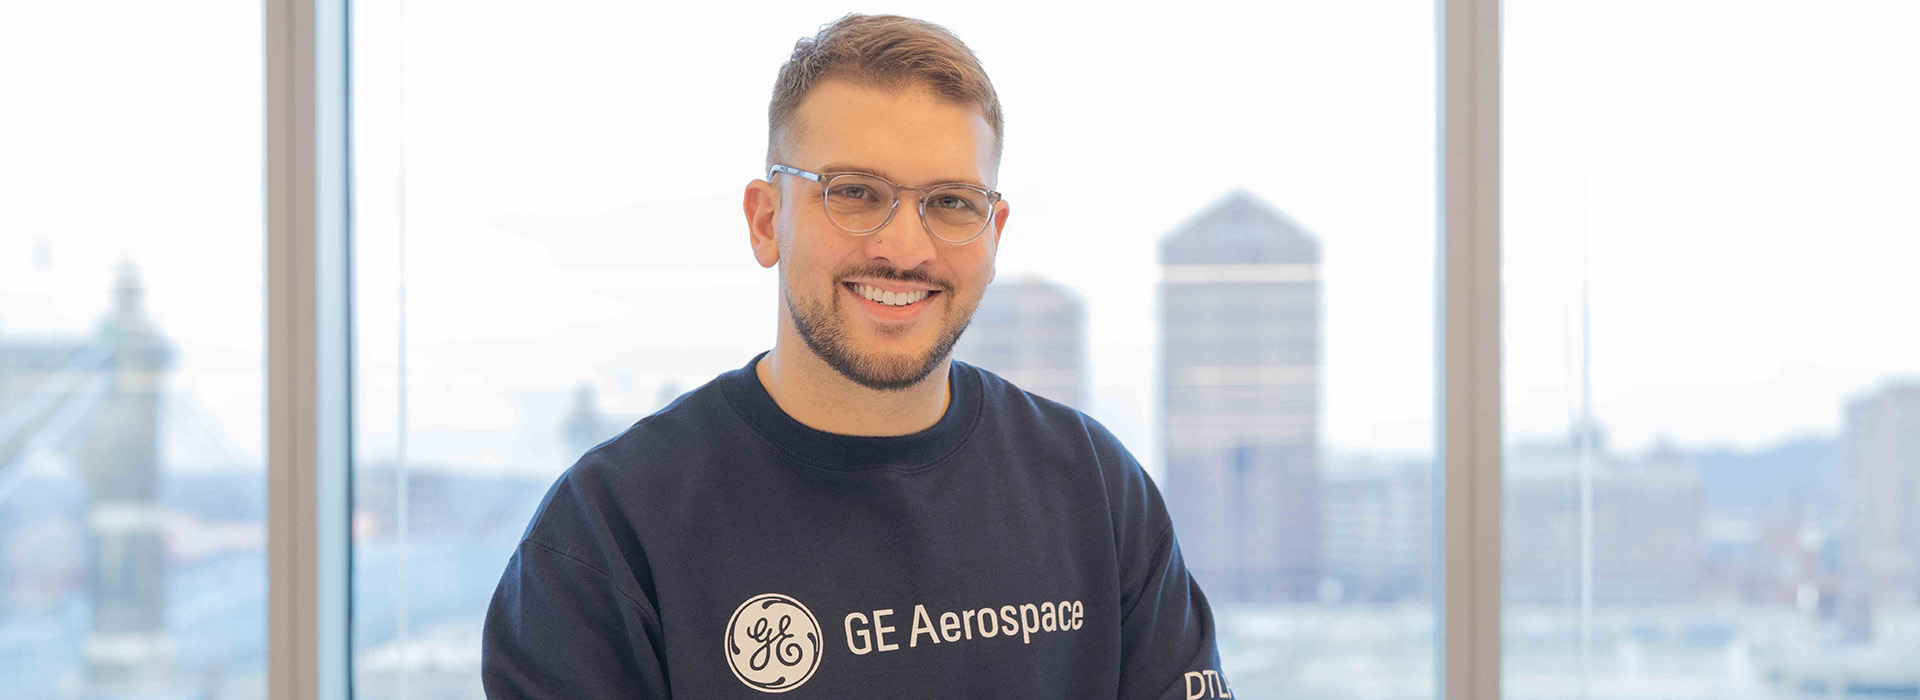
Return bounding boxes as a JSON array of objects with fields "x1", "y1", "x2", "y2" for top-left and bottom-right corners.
[
  {"x1": 1438, "y1": 0, "x2": 1503, "y2": 698},
  {"x1": 261, "y1": 1, "x2": 1504, "y2": 698},
  {"x1": 266, "y1": 0, "x2": 352, "y2": 698}
]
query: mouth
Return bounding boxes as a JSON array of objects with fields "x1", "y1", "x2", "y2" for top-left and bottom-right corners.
[{"x1": 841, "y1": 282, "x2": 942, "y2": 323}]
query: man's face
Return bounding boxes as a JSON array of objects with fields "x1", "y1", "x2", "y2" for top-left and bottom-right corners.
[{"x1": 751, "y1": 79, "x2": 1009, "y2": 392}]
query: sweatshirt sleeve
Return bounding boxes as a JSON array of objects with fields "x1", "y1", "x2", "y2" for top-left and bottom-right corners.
[
  {"x1": 1117, "y1": 522, "x2": 1235, "y2": 699},
  {"x1": 482, "y1": 538, "x2": 672, "y2": 699},
  {"x1": 1101, "y1": 429, "x2": 1234, "y2": 700}
]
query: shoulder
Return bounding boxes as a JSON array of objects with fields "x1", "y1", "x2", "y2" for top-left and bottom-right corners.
[
  {"x1": 962, "y1": 359, "x2": 1118, "y2": 451},
  {"x1": 962, "y1": 360, "x2": 1173, "y2": 564},
  {"x1": 960, "y1": 360, "x2": 1159, "y2": 512},
  {"x1": 506, "y1": 374, "x2": 747, "y2": 606},
  {"x1": 520, "y1": 375, "x2": 734, "y2": 546}
]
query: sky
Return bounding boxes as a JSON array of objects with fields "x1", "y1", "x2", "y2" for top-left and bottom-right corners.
[{"x1": 2, "y1": 1, "x2": 1916, "y2": 479}]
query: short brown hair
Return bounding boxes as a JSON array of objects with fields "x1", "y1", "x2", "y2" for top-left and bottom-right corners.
[{"x1": 767, "y1": 14, "x2": 1005, "y2": 172}]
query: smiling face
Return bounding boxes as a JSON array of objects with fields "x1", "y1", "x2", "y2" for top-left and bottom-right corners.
[{"x1": 747, "y1": 79, "x2": 1010, "y2": 392}]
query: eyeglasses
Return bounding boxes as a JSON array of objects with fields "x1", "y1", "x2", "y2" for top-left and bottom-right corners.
[{"x1": 768, "y1": 164, "x2": 1002, "y2": 245}]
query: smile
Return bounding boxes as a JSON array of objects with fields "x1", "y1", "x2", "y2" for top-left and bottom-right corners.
[
  {"x1": 841, "y1": 282, "x2": 941, "y2": 323},
  {"x1": 845, "y1": 282, "x2": 939, "y2": 307}
]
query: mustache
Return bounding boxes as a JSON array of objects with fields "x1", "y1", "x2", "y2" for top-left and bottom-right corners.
[{"x1": 836, "y1": 268, "x2": 950, "y2": 292}]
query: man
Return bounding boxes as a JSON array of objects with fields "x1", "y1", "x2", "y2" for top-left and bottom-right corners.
[{"x1": 483, "y1": 14, "x2": 1232, "y2": 699}]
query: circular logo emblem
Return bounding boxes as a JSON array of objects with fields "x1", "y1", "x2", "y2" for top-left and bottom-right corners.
[{"x1": 724, "y1": 593, "x2": 823, "y2": 693}]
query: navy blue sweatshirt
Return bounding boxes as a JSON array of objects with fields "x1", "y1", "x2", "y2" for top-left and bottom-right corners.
[{"x1": 483, "y1": 351, "x2": 1233, "y2": 698}]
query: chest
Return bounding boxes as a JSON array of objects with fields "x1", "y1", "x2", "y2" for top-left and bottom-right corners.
[{"x1": 644, "y1": 465, "x2": 1122, "y2": 696}]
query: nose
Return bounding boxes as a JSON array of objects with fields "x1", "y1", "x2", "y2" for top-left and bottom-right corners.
[{"x1": 863, "y1": 192, "x2": 938, "y2": 271}]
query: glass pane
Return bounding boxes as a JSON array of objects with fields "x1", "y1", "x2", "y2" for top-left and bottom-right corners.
[
  {"x1": 0, "y1": 3, "x2": 267, "y2": 697},
  {"x1": 1504, "y1": 1, "x2": 1920, "y2": 697},
  {"x1": 352, "y1": 3, "x2": 1434, "y2": 697}
]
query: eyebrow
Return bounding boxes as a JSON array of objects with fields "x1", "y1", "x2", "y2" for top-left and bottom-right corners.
[{"x1": 819, "y1": 163, "x2": 988, "y2": 190}]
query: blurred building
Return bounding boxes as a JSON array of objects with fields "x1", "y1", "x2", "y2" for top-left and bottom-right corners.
[
  {"x1": 1321, "y1": 455, "x2": 1431, "y2": 602},
  {"x1": 562, "y1": 383, "x2": 610, "y2": 462},
  {"x1": 1840, "y1": 380, "x2": 1920, "y2": 639},
  {"x1": 0, "y1": 261, "x2": 177, "y2": 695},
  {"x1": 1689, "y1": 437, "x2": 1844, "y2": 608},
  {"x1": 952, "y1": 276, "x2": 1088, "y2": 411},
  {"x1": 1505, "y1": 427, "x2": 1705, "y2": 604},
  {"x1": 1158, "y1": 191, "x2": 1323, "y2": 602}
]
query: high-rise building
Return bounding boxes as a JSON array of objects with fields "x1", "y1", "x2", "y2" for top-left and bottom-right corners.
[
  {"x1": 1158, "y1": 191, "x2": 1323, "y2": 602},
  {"x1": 952, "y1": 276, "x2": 1088, "y2": 410},
  {"x1": 1840, "y1": 380, "x2": 1920, "y2": 639}
]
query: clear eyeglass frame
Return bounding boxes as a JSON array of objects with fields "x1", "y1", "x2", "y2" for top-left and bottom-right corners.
[{"x1": 768, "y1": 163, "x2": 1003, "y2": 245}]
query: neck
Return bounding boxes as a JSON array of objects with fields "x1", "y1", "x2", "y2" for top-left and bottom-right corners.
[{"x1": 756, "y1": 331, "x2": 952, "y2": 438}]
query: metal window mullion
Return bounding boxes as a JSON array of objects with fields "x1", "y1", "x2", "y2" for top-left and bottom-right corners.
[
  {"x1": 267, "y1": 0, "x2": 351, "y2": 698},
  {"x1": 1437, "y1": 0, "x2": 1502, "y2": 699}
]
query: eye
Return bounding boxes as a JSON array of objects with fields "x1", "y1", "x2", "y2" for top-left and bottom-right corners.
[{"x1": 830, "y1": 185, "x2": 872, "y2": 200}]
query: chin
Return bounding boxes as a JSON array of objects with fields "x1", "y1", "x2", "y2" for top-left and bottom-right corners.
[
  {"x1": 843, "y1": 337, "x2": 943, "y2": 382},
  {"x1": 787, "y1": 283, "x2": 971, "y2": 393}
]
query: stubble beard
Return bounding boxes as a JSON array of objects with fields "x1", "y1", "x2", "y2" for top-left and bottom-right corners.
[{"x1": 784, "y1": 277, "x2": 972, "y2": 393}]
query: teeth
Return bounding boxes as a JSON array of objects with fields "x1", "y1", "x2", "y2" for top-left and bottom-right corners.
[{"x1": 853, "y1": 283, "x2": 931, "y2": 307}]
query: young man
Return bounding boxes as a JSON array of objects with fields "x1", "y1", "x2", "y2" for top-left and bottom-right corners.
[{"x1": 483, "y1": 14, "x2": 1233, "y2": 699}]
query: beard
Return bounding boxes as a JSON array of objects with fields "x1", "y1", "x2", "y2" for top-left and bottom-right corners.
[{"x1": 784, "y1": 275, "x2": 974, "y2": 393}]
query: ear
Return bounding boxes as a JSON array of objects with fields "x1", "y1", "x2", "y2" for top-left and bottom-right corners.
[
  {"x1": 989, "y1": 199, "x2": 1010, "y2": 246},
  {"x1": 744, "y1": 179, "x2": 781, "y2": 268},
  {"x1": 986, "y1": 199, "x2": 1011, "y2": 284}
]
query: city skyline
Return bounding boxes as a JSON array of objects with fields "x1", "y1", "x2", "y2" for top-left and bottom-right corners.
[
  {"x1": 6, "y1": 236, "x2": 1911, "y2": 481},
  {"x1": 11, "y1": 3, "x2": 1919, "y2": 469},
  {"x1": 8, "y1": 239, "x2": 1914, "y2": 479}
]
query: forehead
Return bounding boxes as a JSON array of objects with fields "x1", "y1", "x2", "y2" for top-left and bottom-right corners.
[{"x1": 788, "y1": 79, "x2": 997, "y2": 188}]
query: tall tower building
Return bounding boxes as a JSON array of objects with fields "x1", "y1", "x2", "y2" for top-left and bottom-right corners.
[
  {"x1": 1158, "y1": 191, "x2": 1322, "y2": 602},
  {"x1": 1841, "y1": 380, "x2": 1920, "y2": 639},
  {"x1": 952, "y1": 276, "x2": 1088, "y2": 410},
  {"x1": 77, "y1": 260, "x2": 178, "y2": 692}
]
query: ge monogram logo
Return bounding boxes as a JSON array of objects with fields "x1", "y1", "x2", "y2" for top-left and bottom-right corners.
[{"x1": 724, "y1": 593, "x2": 823, "y2": 693}]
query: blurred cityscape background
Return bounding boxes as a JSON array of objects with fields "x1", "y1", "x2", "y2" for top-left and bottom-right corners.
[{"x1": 5, "y1": 1, "x2": 1917, "y2": 699}]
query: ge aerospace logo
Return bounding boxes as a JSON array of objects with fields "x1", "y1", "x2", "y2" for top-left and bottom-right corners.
[{"x1": 724, "y1": 593, "x2": 823, "y2": 693}]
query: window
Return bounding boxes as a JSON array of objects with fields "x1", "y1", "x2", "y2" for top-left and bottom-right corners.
[
  {"x1": 0, "y1": 3, "x2": 266, "y2": 696},
  {"x1": 348, "y1": 2, "x2": 1437, "y2": 698},
  {"x1": 1504, "y1": 1, "x2": 1920, "y2": 696}
]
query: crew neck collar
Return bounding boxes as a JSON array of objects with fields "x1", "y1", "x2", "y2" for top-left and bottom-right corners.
[{"x1": 719, "y1": 350, "x2": 983, "y2": 472}]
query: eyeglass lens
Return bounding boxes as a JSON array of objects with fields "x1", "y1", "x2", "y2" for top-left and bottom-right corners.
[{"x1": 822, "y1": 174, "x2": 992, "y2": 242}]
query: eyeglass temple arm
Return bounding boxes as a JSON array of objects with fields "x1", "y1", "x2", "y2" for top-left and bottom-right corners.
[{"x1": 767, "y1": 164, "x2": 822, "y2": 183}]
